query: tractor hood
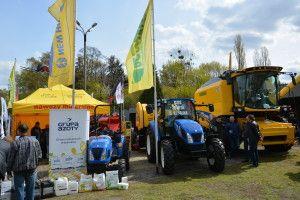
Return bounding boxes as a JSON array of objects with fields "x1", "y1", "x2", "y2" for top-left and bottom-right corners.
[
  {"x1": 175, "y1": 119, "x2": 204, "y2": 134},
  {"x1": 174, "y1": 119, "x2": 205, "y2": 144}
]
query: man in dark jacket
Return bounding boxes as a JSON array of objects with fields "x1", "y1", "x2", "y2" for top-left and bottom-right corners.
[
  {"x1": 244, "y1": 114, "x2": 262, "y2": 167},
  {"x1": 0, "y1": 135, "x2": 10, "y2": 180},
  {"x1": 8, "y1": 124, "x2": 42, "y2": 200},
  {"x1": 225, "y1": 116, "x2": 240, "y2": 157}
]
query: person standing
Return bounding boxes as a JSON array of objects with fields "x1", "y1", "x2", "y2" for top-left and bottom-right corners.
[
  {"x1": 244, "y1": 115, "x2": 262, "y2": 167},
  {"x1": 225, "y1": 116, "x2": 240, "y2": 158},
  {"x1": 8, "y1": 124, "x2": 42, "y2": 200},
  {"x1": 0, "y1": 135, "x2": 10, "y2": 181},
  {"x1": 42, "y1": 125, "x2": 49, "y2": 159},
  {"x1": 31, "y1": 122, "x2": 42, "y2": 141}
]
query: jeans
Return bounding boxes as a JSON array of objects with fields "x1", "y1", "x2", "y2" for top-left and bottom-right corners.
[
  {"x1": 244, "y1": 138, "x2": 249, "y2": 161},
  {"x1": 249, "y1": 141, "x2": 259, "y2": 166},
  {"x1": 14, "y1": 170, "x2": 36, "y2": 200},
  {"x1": 228, "y1": 135, "x2": 239, "y2": 155}
]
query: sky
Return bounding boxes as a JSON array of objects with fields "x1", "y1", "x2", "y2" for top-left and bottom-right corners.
[{"x1": 0, "y1": 0, "x2": 300, "y2": 88}]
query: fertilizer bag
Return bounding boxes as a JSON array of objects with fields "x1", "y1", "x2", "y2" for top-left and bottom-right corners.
[
  {"x1": 93, "y1": 173, "x2": 106, "y2": 191},
  {"x1": 106, "y1": 170, "x2": 119, "y2": 189}
]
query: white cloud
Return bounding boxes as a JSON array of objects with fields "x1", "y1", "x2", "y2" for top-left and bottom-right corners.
[
  {"x1": 155, "y1": 24, "x2": 199, "y2": 66},
  {"x1": 0, "y1": 61, "x2": 14, "y2": 89},
  {"x1": 175, "y1": 0, "x2": 244, "y2": 11},
  {"x1": 150, "y1": 0, "x2": 300, "y2": 72}
]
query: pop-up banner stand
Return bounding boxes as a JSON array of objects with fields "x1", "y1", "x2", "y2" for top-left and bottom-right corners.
[{"x1": 49, "y1": 109, "x2": 89, "y2": 180}]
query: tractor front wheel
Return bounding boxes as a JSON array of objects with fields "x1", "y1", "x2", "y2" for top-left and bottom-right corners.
[
  {"x1": 207, "y1": 139, "x2": 225, "y2": 173},
  {"x1": 146, "y1": 130, "x2": 156, "y2": 163},
  {"x1": 160, "y1": 140, "x2": 175, "y2": 175}
]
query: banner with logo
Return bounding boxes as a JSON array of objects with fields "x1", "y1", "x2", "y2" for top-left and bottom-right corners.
[
  {"x1": 48, "y1": 0, "x2": 76, "y2": 87},
  {"x1": 8, "y1": 60, "x2": 16, "y2": 108},
  {"x1": 49, "y1": 109, "x2": 89, "y2": 180},
  {"x1": 125, "y1": 0, "x2": 153, "y2": 93}
]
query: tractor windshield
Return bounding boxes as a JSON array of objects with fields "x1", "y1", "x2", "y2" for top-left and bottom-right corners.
[
  {"x1": 234, "y1": 72, "x2": 279, "y2": 109},
  {"x1": 164, "y1": 99, "x2": 196, "y2": 121}
]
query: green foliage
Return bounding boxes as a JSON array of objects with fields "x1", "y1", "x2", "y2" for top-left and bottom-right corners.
[
  {"x1": 16, "y1": 53, "x2": 49, "y2": 99},
  {"x1": 160, "y1": 60, "x2": 226, "y2": 98},
  {"x1": 0, "y1": 89, "x2": 9, "y2": 102},
  {"x1": 76, "y1": 47, "x2": 124, "y2": 102},
  {"x1": 106, "y1": 56, "x2": 125, "y2": 95}
]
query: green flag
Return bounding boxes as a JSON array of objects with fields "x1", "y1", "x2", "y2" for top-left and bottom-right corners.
[
  {"x1": 8, "y1": 60, "x2": 16, "y2": 108},
  {"x1": 125, "y1": 0, "x2": 153, "y2": 93}
]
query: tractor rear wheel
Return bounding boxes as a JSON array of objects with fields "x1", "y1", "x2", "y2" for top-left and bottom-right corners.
[
  {"x1": 160, "y1": 140, "x2": 175, "y2": 175},
  {"x1": 146, "y1": 130, "x2": 156, "y2": 163},
  {"x1": 207, "y1": 139, "x2": 225, "y2": 173}
]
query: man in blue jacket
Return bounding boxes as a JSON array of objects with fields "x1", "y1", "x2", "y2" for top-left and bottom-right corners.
[{"x1": 225, "y1": 116, "x2": 240, "y2": 158}]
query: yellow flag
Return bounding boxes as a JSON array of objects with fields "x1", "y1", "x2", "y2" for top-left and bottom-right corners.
[
  {"x1": 48, "y1": 0, "x2": 76, "y2": 87},
  {"x1": 8, "y1": 60, "x2": 16, "y2": 108},
  {"x1": 125, "y1": 0, "x2": 153, "y2": 93}
]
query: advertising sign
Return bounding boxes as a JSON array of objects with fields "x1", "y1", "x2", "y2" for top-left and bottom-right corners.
[{"x1": 49, "y1": 109, "x2": 89, "y2": 180}]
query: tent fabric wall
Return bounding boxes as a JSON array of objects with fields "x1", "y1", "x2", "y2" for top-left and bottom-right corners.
[{"x1": 12, "y1": 85, "x2": 109, "y2": 137}]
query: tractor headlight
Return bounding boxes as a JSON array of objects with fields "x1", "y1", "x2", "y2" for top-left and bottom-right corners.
[
  {"x1": 186, "y1": 133, "x2": 193, "y2": 144},
  {"x1": 89, "y1": 150, "x2": 94, "y2": 161},
  {"x1": 101, "y1": 149, "x2": 107, "y2": 160}
]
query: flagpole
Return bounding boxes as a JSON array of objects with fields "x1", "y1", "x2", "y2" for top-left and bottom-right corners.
[
  {"x1": 72, "y1": 0, "x2": 76, "y2": 109},
  {"x1": 151, "y1": 0, "x2": 159, "y2": 174}
]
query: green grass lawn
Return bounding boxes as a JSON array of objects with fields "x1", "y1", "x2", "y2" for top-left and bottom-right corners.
[{"x1": 53, "y1": 146, "x2": 300, "y2": 200}]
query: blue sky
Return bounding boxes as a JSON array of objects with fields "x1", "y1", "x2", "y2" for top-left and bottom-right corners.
[{"x1": 1, "y1": 0, "x2": 300, "y2": 88}]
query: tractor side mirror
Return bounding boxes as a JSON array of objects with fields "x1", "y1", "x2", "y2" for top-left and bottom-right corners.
[
  {"x1": 291, "y1": 75, "x2": 296, "y2": 86},
  {"x1": 208, "y1": 104, "x2": 214, "y2": 112}
]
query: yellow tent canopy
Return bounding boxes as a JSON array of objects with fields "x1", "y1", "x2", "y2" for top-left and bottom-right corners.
[{"x1": 12, "y1": 84, "x2": 109, "y2": 137}]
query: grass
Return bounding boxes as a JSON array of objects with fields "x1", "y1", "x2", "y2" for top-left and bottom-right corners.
[{"x1": 52, "y1": 146, "x2": 300, "y2": 200}]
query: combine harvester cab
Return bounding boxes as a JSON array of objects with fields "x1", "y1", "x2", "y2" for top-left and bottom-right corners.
[{"x1": 195, "y1": 66, "x2": 297, "y2": 152}]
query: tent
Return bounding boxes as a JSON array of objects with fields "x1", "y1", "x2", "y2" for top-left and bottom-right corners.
[{"x1": 12, "y1": 85, "x2": 109, "y2": 137}]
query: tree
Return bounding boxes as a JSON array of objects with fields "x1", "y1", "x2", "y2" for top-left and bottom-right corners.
[
  {"x1": 106, "y1": 56, "x2": 125, "y2": 95},
  {"x1": 169, "y1": 47, "x2": 195, "y2": 68},
  {"x1": 76, "y1": 46, "x2": 107, "y2": 89},
  {"x1": 16, "y1": 52, "x2": 50, "y2": 99},
  {"x1": 234, "y1": 34, "x2": 246, "y2": 70},
  {"x1": 139, "y1": 72, "x2": 163, "y2": 104},
  {"x1": 76, "y1": 46, "x2": 111, "y2": 101},
  {"x1": 0, "y1": 89, "x2": 9, "y2": 102},
  {"x1": 160, "y1": 60, "x2": 187, "y2": 87},
  {"x1": 160, "y1": 59, "x2": 226, "y2": 98},
  {"x1": 253, "y1": 46, "x2": 271, "y2": 66}
]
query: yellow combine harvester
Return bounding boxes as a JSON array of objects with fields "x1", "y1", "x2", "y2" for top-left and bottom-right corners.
[
  {"x1": 195, "y1": 66, "x2": 296, "y2": 152},
  {"x1": 134, "y1": 102, "x2": 154, "y2": 148}
]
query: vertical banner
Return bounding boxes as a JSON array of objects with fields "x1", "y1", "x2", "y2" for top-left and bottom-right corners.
[
  {"x1": 49, "y1": 109, "x2": 89, "y2": 180},
  {"x1": 125, "y1": 0, "x2": 153, "y2": 93},
  {"x1": 48, "y1": 0, "x2": 76, "y2": 87},
  {"x1": 8, "y1": 60, "x2": 16, "y2": 109},
  {"x1": 0, "y1": 97, "x2": 8, "y2": 137},
  {"x1": 115, "y1": 82, "x2": 124, "y2": 104}
]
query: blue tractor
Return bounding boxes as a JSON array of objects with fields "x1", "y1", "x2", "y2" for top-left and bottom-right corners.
[
  {"x1": 146, "y1": 99, "x2": 225, "y2": 175},
  {"x1": 87, "y1": 104, "x2": 129, "y2": 179}
]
